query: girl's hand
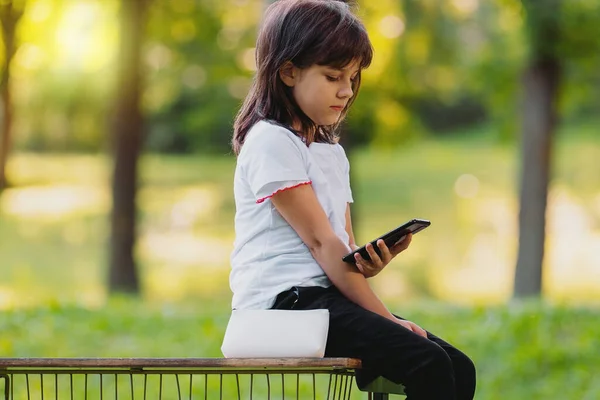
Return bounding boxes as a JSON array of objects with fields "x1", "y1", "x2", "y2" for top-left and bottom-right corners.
[
  {"x1": 393, "y1": 317, "x2": 427, "y2": 338},
  {"x1": 354, "y1": 233, "x2": 412, "y2": 278}
]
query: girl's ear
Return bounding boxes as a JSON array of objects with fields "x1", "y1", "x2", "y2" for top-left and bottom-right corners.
[{"x1": 279, "y1": 61, "x2": 297, "y2": 87}]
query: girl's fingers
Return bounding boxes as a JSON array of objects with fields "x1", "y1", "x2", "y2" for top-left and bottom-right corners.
[
  {"x1": 410, "y1": 322, "x2": 427, "y2": 338},
  {"x1": 354, "y1": 252, "x2": 363, "y2": 263},
  {"x1": 398, "y1": 233, "x2": 412, "y2": 248},
  {"x1": 354, "y1": 253, "x2": 378, "y2": 277},
  {"x1": 354, "y1": 254, "x2": 367, "y2": 271},
  {"x1": 355, "y1": 260, "x2": 365, "y2": 275},
  {"x1": 355, "y1": 259, "x2": 372, "y2": 277},
  {"x1": 392, "y1": 233, "x2": 412, "y2": 255},
  {"x1": 365, "y1": 242, "x2": 383, "y2": 265},
  {"x1": 376, "y1": 239, "x2": 393, "y2": 264}
]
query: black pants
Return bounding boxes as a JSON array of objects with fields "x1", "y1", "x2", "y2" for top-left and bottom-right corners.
[{"x1": 272, "y1": 286, "x2": 476, "y2": 400}]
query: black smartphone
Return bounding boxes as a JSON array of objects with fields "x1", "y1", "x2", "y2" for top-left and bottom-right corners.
[{"x1": 342, "y1": 219, "x2": 431, "y2": 263}]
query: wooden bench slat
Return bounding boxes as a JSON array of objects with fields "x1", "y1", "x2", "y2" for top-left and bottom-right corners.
[{"x1": 0, "y1": 358, "x2": 361, "y2": 369}]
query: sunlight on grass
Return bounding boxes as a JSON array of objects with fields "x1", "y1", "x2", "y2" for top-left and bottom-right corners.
[
  {"x1": 137, "y1": 184, "x2": 233, "y2": 267},
  {"x1": 144, "y1": 266, "x2": 230, "y2": 302},
  {"x1": 138, "y1": 184, "x2": 224, "y2": 228},
  {"x1": 427, "y1": 186, "x2": 600, "y2": 305},
  {"x1": 140, "y1": 232, "x2": 232, "y2": 266},
  {"x1": 545, "y1": 187, "x2": 600, "y2": 303},
  {"x1": 2, "y1": 129, "x2": 600, "y2": 306},
  {"x1": 7, "y1": 154, "x2": 108, "y2": 185},
  {"x1": 0, "y1": 184, "x2": 108, "y2": 219},
  {"x1": 0, "y1": 282, "x2": 107, "y2": 311},
  {"x1": 0, "y1": 286, "x2": 17, "y2": 310},
  {"x1": 428, "y1": 195, "x2": 517, "y2": 304}
]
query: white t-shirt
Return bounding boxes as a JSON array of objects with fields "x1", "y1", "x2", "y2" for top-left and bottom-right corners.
[{"x1": 230, "y1": 120, "x2": 354, "y2": 309}]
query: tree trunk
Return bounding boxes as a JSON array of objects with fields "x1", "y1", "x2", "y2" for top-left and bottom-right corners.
[
  {"x1": 513, "y1": 59, "x2": 560, "y2": 298},
  {"x1": 0, "y1": 52, "x2": 13, "y2": 192},
  {"x1": 0, "y1": 1, "x2": 22, "y2": 192},
  {"x1": 109, "y1": 0, "x2": 148, "y2": 293},
  {"x1": 513, "y1": 0, "x2": 561, "y2": 298}
]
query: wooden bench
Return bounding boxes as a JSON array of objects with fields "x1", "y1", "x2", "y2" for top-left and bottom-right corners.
[{"x1": 0, "y1": 358, "x2": 405, "y2": 399}]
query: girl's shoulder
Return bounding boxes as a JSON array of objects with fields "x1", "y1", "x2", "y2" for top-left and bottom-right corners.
[
  {"x1": 238, "y1": 120, "x2": 310, "y2": 169},
  {"x1": 333, "y1": 142, "x2": 348, "y2": 156},
  {"x1": 241, "y1": 120, "x2": 307, "y2": 156}
]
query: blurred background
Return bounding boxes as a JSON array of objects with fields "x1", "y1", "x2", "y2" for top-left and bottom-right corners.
[{"x1": 1, "y1": 0, "x2": 599, "y2": 398}]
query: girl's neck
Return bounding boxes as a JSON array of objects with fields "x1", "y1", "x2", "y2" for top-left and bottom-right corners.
[{"x1": 288, "y1": 120, "x2": 335, "y2": 144}]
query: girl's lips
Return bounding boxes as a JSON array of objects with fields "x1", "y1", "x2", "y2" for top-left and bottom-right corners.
[{"x1": 330, "y1": 106, "x2": 344, "y2": 111}]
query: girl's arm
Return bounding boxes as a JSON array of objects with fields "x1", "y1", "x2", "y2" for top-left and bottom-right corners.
[
  {"x1": 270, "y1": 184, "x2": 396, "y2": 322},
  {"x1": 345, "y1": 203, "x2": 360, "y2": 251}
]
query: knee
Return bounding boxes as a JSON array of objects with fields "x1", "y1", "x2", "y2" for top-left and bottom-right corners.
[
  {"x1": 453, "y1": 351, "x2": 476, "y2": 381},
  {"x1": 451, "y1": 351, "x2": 477, "y2": 399},
  {"x1": 419, "y1": 343, "x2": 454, "y2": 375}
]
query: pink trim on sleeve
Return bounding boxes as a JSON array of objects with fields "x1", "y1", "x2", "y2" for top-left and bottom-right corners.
[{"x1": 256, "y1": 181, "x2": 312, "y2": 204}]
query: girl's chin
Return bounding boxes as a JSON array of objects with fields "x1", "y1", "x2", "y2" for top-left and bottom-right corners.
[
  {"x1": 315, "y1": 117, "x2": 339, "y2": 126},
  {"x1": 305, "y1": 114, "x2": 339, "y2": 127}
]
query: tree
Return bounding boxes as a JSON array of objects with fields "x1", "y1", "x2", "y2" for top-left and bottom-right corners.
[
  {"x1": 108, "y1": 0, "x2": 149, "y2": 293},
  {"x1": 513, "y1": 0, "x2": 562, "y2": 298},
  {"x1": 0, "y1": 0, "x2": 24, "y2": 192}
]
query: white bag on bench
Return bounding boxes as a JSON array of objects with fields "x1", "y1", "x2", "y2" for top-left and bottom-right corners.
[{"x1": 221, "y1": 309, "x2": 330, "y2": 358}]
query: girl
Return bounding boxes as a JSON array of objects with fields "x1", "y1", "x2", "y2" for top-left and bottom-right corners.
[{"x1": 230, "y1": 1, "x2": 476, "y2": 399}]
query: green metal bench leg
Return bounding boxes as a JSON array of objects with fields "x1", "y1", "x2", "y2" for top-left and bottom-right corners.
[
  {"x1": 1, "y1": 373, "x2": 10, "y2": 399},
  {"x1": 362, "y1": 376, "x2": 405, "y2": 399}
]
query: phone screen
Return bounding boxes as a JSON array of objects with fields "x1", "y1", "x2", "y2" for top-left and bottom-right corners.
[{"x1": 342, "y1": 219, "x2": 430, "y2": 263}]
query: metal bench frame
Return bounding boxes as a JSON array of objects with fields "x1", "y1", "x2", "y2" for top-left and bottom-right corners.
[{"x1": 0, "y1": 358, "x2": 405, "y2": 400}]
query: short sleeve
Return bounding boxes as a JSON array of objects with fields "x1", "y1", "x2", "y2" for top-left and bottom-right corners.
[{"x1": 240, "y1": 124, "x2": 312, "y2": 203}]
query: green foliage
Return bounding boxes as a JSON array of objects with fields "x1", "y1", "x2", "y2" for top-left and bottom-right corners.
[
  {"x1": 521, "y1": 0, "x2": 561, "y2": 58},
  {"x1": 1, "y1": 298, "x2": 599, "y2": 399},
  {"x1": 4, "y1": 0, "x2": 600, "y2": 153},
  {"x1": 142, "y1": 0, "x2": 254, "y2": 153},
  {"x1": 0, "y1": 298, "x2": 230, "y2": 357}
]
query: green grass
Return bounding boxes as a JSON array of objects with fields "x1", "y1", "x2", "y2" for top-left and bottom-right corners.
[
  {"x1": 1, "y1": 121, "x2": 600, "y2": 305},
  {"x1": 1, "y1": 121, "x2": 600, "y2": 399},
  {"x1": 1, "y1": 298, "x2": 599, "y2": 399}
]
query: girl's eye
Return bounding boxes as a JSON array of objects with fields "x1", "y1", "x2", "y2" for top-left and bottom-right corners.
[{"x1": 326, "y1": 75, "x2": 340, "y2": 82}]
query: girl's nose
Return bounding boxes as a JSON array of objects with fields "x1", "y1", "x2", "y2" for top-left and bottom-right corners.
[{"x1": 338, "y1": 84, "x2": 354, "y2": 99}]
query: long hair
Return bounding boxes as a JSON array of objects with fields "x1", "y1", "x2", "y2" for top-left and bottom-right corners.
[{"x1": 232, "y1": 0, "x2": 373, "y2": 155}]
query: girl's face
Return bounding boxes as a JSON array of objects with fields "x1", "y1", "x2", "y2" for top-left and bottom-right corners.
[{"x1": 280, "y1": 60, "x2": 360, "y2": 129}]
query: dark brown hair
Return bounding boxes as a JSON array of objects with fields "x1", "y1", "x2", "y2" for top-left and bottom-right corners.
[{"x1": 232, "y1": 0, "x2": 373, "y2": 155}]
